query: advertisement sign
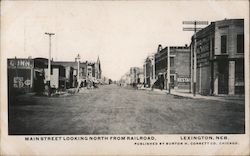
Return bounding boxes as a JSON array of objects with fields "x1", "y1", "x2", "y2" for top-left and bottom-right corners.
[{"x1": 8, "y1": 59, "x2": 34, "y2": 69}]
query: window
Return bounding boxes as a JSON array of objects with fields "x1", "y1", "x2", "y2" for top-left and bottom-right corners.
[
  {"x1": 237, "y1": 34, "x2": 244, "y2": 53},
  {"x1": 211, "y1": 37, "x2": 215, "y2": 56},
  {"x1": 235, "y1": 60, "x2": 244, "y2": 94},
  {"x1": 221, "y1": 35, "x2": 227, "y2": 54},
  {"x1": 170, "y1": 57, "x2": 174, "y2": 67},
  {"x1": 235, "y1": 60, "x2": 244, "y2": 83}
]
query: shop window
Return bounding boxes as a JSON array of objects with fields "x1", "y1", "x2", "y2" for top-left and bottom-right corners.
[
  {"x1": 237, "y1": 34, "x2": 244, "y2": 53},
  {"x1": 235, "y1": 60, "x2": 244, "y2": 83},
  {"x1": 235, "y1": 60, "x2": 244, "y2": 94},
  {"x1": 221, "y1": 35, "x2": 227, "y2": 54}
]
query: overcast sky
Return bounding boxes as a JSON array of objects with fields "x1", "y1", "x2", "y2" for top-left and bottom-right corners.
[{"x1": 1, "y1": 1, "x2": 248, "y2": 80}]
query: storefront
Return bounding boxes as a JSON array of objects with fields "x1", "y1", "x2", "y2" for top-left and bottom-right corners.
[
  {"x1": 8, "y1": 58, "x2": 34, "y2": 94},
  {"x1": 192, "y1": 19, "x2": 244, "y2": 95}
]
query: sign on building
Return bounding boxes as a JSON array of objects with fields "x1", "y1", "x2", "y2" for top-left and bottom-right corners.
[
  {"x1": 8, "y1": 59, "x2": 34, "y2": 94},
  {"x1": 177, "y1": 77, "x2": 190, "y2": 83},
  {"x1": 197, "y1": 37, "x2": 210, "y2": 68},
  {"x1": 8, "y1": 59, "x2": 34, "y2": 69}
]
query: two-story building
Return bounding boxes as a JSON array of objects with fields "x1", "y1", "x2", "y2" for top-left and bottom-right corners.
[
  {"x1": 191, "y1": 19, "x2": 244, "y2": 95},
  {"x1": 154, "y1": 45, "x2": 190, "y2": 90}
]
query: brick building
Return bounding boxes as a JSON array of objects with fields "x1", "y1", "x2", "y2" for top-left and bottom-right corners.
[
  {"x1": 154, "y1": 45, "x2": 190, "y2": 90},
  {"x1": 191, "y1": 19, "x2": 244, "y2": 95},
  {"x1": 169, "y1": 46, "x2": 191, "y2": 90}
]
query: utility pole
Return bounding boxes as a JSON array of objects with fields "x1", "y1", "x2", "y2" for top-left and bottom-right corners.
[
  {"x1": 167, "y1": 46, "x2": 171, "y2": 94},
  {"x1": 45, "y1": 32, "x2": 55, "y2": 96},
  {"x1": 75, "y1": 54, "x2": 81, "y2": 93},
  {"x1": 76, "y1": 54, "x2": 81, "y2": 83},
  {"x1": 152, "y1": 55, "x2": 155, "y2": 84},
  {"x1": 183, "y1": 21, "x2": 208, "y2": 96}
]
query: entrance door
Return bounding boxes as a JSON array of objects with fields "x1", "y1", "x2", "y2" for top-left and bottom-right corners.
[{"x1": 218, "y1": 60, "x2": 229, "y2": 94}]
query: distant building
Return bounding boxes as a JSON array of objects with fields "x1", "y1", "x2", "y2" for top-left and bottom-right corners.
[
  {"x1": 130, "y1": 67, "x2": 140, "y2": 85},
  {"x1": 144, "y1": 55, "x2": 155, "y2": 88},
  {"x1": 119, "y1": 67, "x2": 143, "y2": 87},
  {"x1": 44, "y1": 64, "x2": 66, "y2": 89},
  {"x1": 53, "y1": 56, "x2": 101, "y2": 86},
  {"x1": 51, "y1": 61, "x2": 84, "y2": 88},
  {"x1": 95, "y1": 56, "x2": 102, "y2": 80},
  {"x1": 85, "y1": 57, "x2": 102, "y2": 83},
  {"x1": 121, "y1": 72, "x2": 131, "y2": 86},
  {"x1": 87, "y1": 62, "x2": 94, "y2": 79},
  {"x1": 137, "y1": 68, "x2": 144, "y2": 84},
  {"x1": 191, "y1": 19, "x2": 244, "y2": 95}
]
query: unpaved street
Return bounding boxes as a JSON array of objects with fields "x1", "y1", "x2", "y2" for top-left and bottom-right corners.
[{"x1": 9, "y1": 84, "x2": 245, "y2": 134}]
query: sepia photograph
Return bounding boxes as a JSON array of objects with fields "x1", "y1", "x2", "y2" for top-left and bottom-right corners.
[{"x1": 1, "y1": 0, "x2": 249, "y2": 155}]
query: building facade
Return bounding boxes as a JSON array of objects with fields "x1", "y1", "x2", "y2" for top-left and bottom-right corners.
[
  {"x1": 53, "y1": 61, "x2": 87, "y2": 87},
  {"x1": 154, "y1": 45, "x2": 190, "y2": 90},
  {"x1": 8, "y1": 58, "x2": 35, "y2": 94},
  {"x1": 44, "y1": 64, "x2": 66, "y2": 89},
  {"x1": 8, "y1": 56, "x2": 102, "y2": 94},
  {"x1": 191, "y1": 19, "x2": 244, "y2": 95},
  {"x1": 95, "y1": 56, "x2": 102, "y2": 80},
  {"x1": 169, "y1": 46, "x2": 191, "y2": 90},
  {"x1": 129, "y1": 67, "x2": 140, "y2": 85},
  {"x1": 144, "y1": 55, "x2": 155, "y2": 88}
]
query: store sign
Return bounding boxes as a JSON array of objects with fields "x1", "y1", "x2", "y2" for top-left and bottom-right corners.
[
  {"x1": 8, "y1": 59, "x2": 34, "y2": 69},
  {"x1": 177, "y1": 77, "x2": 190, "y2": 82},
  {"x1": 13, "y1": 77, "x2": 31, "y2": 88},
  {"x1": 24, "y1": 80, "x2": 31, "y2": 86},
  {"x1": 197, "y1": 37, "x2": 210, "y2": 68}
]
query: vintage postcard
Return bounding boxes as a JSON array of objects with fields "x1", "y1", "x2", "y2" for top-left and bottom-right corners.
[{"x1": 1, "y1": 0, "x2": 249, "y2": 155}]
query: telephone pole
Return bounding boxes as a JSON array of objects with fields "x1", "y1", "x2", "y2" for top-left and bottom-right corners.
[
  {"x1": 167, "y1": 46, "x2": 171, "y2": 94},
  {"x1": 183, "y1": 21, "x2": 208, "y2": 96},
  {"x1": 76, "y1": 54, "x2": 81, "y2": 84},
  {"x1": 45, "y1": 32, "x2": 55, "y2": 96}
]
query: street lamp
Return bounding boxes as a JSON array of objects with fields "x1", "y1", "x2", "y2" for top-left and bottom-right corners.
[
  {"x1": 76, "y1": 54, "x2": 81, "y2": 85},
  {"x1": 45, "y1": 32, "x2": 55, "y2": 96}
]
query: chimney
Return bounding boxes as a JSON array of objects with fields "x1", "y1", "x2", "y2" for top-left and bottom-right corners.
[{"x1": 157, "y1": 44, "x2": 162, "y2": 53}]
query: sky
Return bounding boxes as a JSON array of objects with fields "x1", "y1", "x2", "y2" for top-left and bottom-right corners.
[{"x1": 1, "y1": 1, "x2": 248, "y2": 80}]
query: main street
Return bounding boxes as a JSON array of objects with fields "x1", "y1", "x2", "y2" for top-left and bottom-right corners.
[{"x1": 9, "y1": 84, "x2": 244, "y2": 135}]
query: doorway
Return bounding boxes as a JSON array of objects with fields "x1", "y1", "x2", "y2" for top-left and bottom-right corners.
[{"x1": 218, "y1": 60, "x2": 229, "y2": 94}]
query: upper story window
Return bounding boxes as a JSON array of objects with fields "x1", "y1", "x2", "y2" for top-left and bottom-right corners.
[
  {"x1": 221, "y1": 35, "x2": 227, "y2": 54},
  {"x1": 170, "y1": 57, "x2": 174, "y2": 67},
  {"x1": 237, "y1": 34, "x2": 244, "y2": 53},
  {"x1": 211, "y1": 37, "x2": 215, "y2": 56}
]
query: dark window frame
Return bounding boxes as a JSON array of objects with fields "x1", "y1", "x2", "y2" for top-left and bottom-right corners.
[
  {"x1": 221, "y1": 35, "x2": 227, "y2": 54},
  {"x1": 237, "y1": 34, "x2": 244, "y2": 53},
  {"x1": 170, "y1": 57, "x2": 174, "y2": 67}
]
